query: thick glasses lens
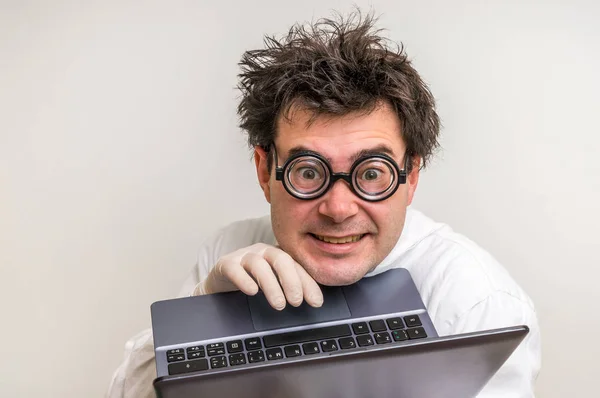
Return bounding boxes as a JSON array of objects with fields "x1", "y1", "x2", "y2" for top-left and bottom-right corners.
[
  {"x1": 353, "y1": 158, "x2": 397, "y2": 200},
  {"x1": 285, "y1": 156, "x2": 329, "y2": 198}
]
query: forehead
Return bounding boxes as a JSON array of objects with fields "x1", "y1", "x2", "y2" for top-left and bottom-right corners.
[{"x1": 275, "y1": 102, "x2": 405, "y2": 163}]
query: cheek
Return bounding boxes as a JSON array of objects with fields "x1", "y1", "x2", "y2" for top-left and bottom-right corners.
[
  {"x1": 366, "y1": 191, "x2": 407, "y2": 236},
  {"x1": 270, "y1": 187, "x2": 314, "y2": 234}
]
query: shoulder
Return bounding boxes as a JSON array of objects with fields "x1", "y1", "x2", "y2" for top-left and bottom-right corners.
[
  {"x1": 203, "y1": 214, "x2": 275, "y2": 254},
  {"x1": 394, "y1": 209, "x2": 536, "y2": 333},
  {"x1": 194, "y1": 214, "x2": 274, "y2": 272},
  {"x1": 180, "y1": 215, "x2": 276, "y2": 296}
]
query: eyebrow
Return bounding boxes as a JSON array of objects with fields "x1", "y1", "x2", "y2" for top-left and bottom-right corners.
[{"x1": 287, "y1": 144, "x2": 398, "y2": 164}]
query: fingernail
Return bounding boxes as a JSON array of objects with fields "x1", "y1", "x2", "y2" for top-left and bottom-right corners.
[
  {"x1": 310, "y1": 295, "x2": 324, "y2": 307},
  {"x1": 274, "y1": 297, "x2": 286, "y2": 310},
  {"x1": 290, "y1": 293, "x2": 303, "y2": 306}
]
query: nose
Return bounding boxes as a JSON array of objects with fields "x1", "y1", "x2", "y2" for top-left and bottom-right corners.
[{"x1": 317, "y1": 180, "x2": 360, "y2": 223}]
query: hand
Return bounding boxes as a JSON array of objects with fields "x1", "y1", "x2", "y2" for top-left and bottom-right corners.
[{"x1": 198, "y1": 243, "x2": 324, "y2": 310}]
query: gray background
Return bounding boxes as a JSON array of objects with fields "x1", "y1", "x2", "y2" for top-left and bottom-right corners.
[{"x1": 1, "y1": 0, "x2": 598, "y2": 396}]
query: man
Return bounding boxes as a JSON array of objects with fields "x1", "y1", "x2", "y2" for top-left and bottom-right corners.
[{"x1": 107, "y1": 11, "x2": 541, "y2": 398}]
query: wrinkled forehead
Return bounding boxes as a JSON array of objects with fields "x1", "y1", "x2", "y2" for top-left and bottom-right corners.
[
  {"x1": 274, "y1": 102, "x2": 406, "y2": 166},
  {"x1": 283, "y1": 144, "x2": 398, "y2": 165}
]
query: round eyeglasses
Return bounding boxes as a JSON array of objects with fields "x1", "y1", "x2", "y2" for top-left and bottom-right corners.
[{"x1": 273, "y1": 148, "x2": 409, "y2": 202}]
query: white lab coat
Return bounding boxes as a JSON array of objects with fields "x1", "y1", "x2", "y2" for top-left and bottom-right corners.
[{"x1": 106, "y1": 208, "x2": 541, "y2": 397}]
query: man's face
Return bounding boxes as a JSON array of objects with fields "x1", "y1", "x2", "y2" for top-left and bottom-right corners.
[{"x1": 255, "y1": 102, "x2": 419, "y2": 286}]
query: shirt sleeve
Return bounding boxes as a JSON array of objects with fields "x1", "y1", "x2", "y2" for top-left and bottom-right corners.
[
  {"x1": 449, "y1": 291, "x2": 542, "y2": 398},
  {"x1": 105, "y1": 264, "x2": 208, "y2": 398},
  {"x1": 105, "y1": 216, "x2": 274, "y2": 398},
  {"x1": 186, "y1": 215, "x2": 276, "y2": 296},
  {"x1": 104, "y1": 241, "x2": 215, "y2": 398},
  {"x1": 105, "y1": 328, "x2": 156, "y2": 398}
]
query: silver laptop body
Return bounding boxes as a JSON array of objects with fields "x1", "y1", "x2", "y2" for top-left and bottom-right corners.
[{"x1": 150, "y1": 268, "x2": 528, "y2": 398}]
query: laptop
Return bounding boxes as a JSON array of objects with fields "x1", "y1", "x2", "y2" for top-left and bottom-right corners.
[{"x1": 150, "y1": 268, "x2": 528, "y2": 398}]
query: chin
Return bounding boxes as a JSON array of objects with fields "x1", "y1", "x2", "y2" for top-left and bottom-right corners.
[{"x1": 308, "y1": 261, "x2": 369, "y2": 287}]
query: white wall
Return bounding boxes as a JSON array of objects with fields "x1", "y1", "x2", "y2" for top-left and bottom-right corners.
[{"x1": 1, "y1": 0, "x2": 598, "y2": 396}]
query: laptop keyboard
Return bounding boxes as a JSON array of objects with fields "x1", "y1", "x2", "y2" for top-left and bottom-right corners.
[{"x1": 166, "y1": 314, "x2": 426, "y2": 376}]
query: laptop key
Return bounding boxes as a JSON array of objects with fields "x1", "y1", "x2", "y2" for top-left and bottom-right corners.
[
  {"x1": 188, "y1": 351, "x2": 205, "y2": 359},
  {"x1": 392, "y1": 330, "x2": 408, "y2": 342},
  {"x1": 167, "y1": 348, "x2": 184, "y2": 355},
  {"x1": 207, "y1": 343, "x2": 225, "y2": 356},
  {"x1": 167, "y1": 354, "x2": 185, "y2": 362},
  {"x1": 352, "y1": 322, "x2": 369, "y2": 334},
  {"x1": 208, "y1": 347, "x2": 225, "y2": 356},
  {"x1": 407, "y1": 327, "x2": 427, "y2": 339},
  {"x1": 302, "y1": 342, "x2": 320, "y2": 355},
  {"x1": 386, "y1": 318, "x2": 404, "y2": 330},
  {"x1": 356, "y1": 334, "x2": 374, "y2": 347},
  {"x1": 227, "y1": 340, "x2": 244, "y2": 353},
  {"x1": 186, "y1": 346, "x2": 204, "y2": 354},
  {"x1": 229, "y1": 353, "x2": 246, "y2": 366},
  {"x1": 284, "y1": 345, "x2": 302, "y2": 358},
  {"x1": 369, "y1": 320, "x2": 387, "y2": 332},
  {"x1": 210, "y1": 356, "x2": 227, "y2": 369},
  {"x1": 168, "y1": 359, "x2": 209, "y2": 375},
  {"x1": 374, "y1": 332, "x2": 391, "y2": 344},
  {"x1": 245, "y1": 337, "x2": 262, "y2": 351},
  {"x1": 404, "y1": 315, "x2": 422, "y2": 327},
  {"x1": 266, "y1": 347, "x2": 284, "y2": 360},
  {"x1": 320, "y1": 340, "x2": 338, "y2": 352},
  {"x1": 339, "y1": 337, "x2": 356, "y2": 350},
  {"x1": 247, "y1": 350, "x2": 265, "y2": 363}
]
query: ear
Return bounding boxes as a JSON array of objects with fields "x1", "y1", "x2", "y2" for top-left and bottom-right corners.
[
  {"x1": 406, "y1": 156, "x2": 421, "y2": 206},
  {"x1": 254, "y1": 146, "x2": 272, "y2": 203}
]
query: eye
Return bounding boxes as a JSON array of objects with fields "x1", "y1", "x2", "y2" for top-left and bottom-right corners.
[
  {"x1": 297, "y1": 167, "x2": 320, "y2": 180},
  {"x1": 361, "y1": 168, "x2": 382, "y2": 180},
  {"x1": 287, "y1": 156, "x2": 328, "y2": 193}
]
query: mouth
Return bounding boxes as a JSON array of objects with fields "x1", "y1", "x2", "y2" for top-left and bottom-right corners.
[{"x1": 310, "y1": 233, "x2": 365, "y2": 244}]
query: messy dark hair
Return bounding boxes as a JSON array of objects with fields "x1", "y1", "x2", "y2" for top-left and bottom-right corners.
[{"x1": 237, "y1": 10, "x2": 440, "y2": 172}]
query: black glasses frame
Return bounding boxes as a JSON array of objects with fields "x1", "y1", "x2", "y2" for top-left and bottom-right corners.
[{"x1": 272, "y1": 147, "x2": 409, "y2": 202}]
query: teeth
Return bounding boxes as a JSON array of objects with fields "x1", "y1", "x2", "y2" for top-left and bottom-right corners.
[{"x1": 315, "y1": 234, "x2": 363, "y2": 244}]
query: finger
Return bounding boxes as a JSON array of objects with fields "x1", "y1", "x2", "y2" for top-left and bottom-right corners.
[
  {"x1": 200, "y1": 271, "x2": 240, "y2": 295},
  {"x1": 241, "y1": 252, "x2": 286, "y2": 310},
  {"x1": 218, "y1": 260, "x2": 259, "y2": 296},
  {"x1": 263, "y1": 247, "x2": 304, "y2": 307},
  {"x1": 294, "y1": 264, "x2": 324, "y2": 307}
]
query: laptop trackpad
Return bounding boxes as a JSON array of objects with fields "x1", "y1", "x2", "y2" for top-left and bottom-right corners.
[{"x1": 248, "y1": 286, "x2": 351, "y2": 331}]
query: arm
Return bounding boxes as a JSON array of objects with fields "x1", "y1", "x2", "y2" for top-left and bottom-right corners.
[
  {"x1": 450, "y1": 291, "x2": 542, "y2": 398},
  {"x1": 105, "y1": 233, "x2": 220, "y2": 398},
  {"x1": 106, "y1": 216, "x2": 320, "y2": 397},
  {"x1": 106, "y1": 329, "x2": 155, "y2": 398}
]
